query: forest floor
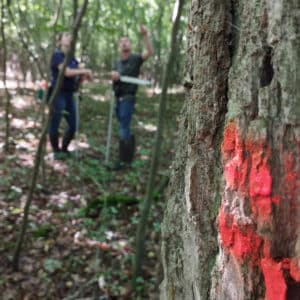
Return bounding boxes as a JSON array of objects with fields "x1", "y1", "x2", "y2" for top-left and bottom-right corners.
[{"x1": 0, "y1": 80, "x2": 184, "y2": 300}]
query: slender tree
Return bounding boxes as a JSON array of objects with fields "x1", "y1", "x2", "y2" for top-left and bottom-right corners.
[
  {"x1": 51, "y1": 0, "x2": 64, "y2": 27},
  {"x1": 7, "y1": 5, "x2": 45, "y2": 79},
  {"x1": 133, "y1": 0, "x2": 186, "y2": 289},
  {"x1": 1, "y1": 0, "x2": 11, "y2": 153},
  {"x1": 153, "y1": 2, "x2": 165, "y2": 88},
  {"x1": 39, "y1": 0, "x2": 64, "y2": 185},
  {"x1": 12, "y1": 0, "x2": 89, "y2": 270},
  {"x1": 73, "y1": 0, "x2": 78, "y2": 21}
]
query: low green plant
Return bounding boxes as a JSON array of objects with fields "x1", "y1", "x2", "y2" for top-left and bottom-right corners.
[{"x1": 32, "y1": 223, "x2": 55, "y2": 238}]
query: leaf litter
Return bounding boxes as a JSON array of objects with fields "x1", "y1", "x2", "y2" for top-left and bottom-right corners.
[{"x1": 0, "y1": 82, "x2": 183, "y2": 299}]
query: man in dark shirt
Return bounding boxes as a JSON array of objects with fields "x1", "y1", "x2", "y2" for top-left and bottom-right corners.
[{"x1": 112, "y1": 25, "x2": 153, "y2": 168}]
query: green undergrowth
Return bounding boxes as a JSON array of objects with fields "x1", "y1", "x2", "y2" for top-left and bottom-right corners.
[
  {"x1": 0, "y1": 81, "x2": 184, "y2": 299},
  {"x1": 77, "y1": 194, "x2": 141, "y2": 218}
]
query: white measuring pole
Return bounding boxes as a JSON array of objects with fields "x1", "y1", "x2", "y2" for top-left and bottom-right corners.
[
  {"x1": 105, "y1": 90, "x2": 115, "y2": 165},
  {"x1": 74, "y1": 91, "x2": 80, "y2": 158},
  {"x1": 120, "y1": 76, "x2": 151, "y2": 86}
]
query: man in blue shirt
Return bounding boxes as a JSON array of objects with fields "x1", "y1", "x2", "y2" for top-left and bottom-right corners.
[
  {"x1": 112, "y1": 25, "x2": 153, "y2": 168},
  {"x1": 49, "y1": 32, "x2": 92, "y2": 159}
]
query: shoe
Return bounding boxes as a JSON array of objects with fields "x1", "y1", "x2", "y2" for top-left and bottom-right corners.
[
  {"x1": 119, "y1": 135, "x2": 135, "y2": 163},
  {"x1": 62, "y1": 131, "x2": 74, "y2": 153},
  {"x1": 49, "y1": 133, "x2": 60, "y2": 153}
]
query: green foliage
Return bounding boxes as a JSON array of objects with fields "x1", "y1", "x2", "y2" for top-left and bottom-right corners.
[
  {"x1": 32, "y1": 223, "x2": 55, "y2": 238},
  {"x1": 3, "y1": 0, "x2": 188, "y2": 83},
  {"x1": 153, "y1": 221, "x2": 161, "y2": 233},
  {"x1": 75, "y1": 159, "x2": 112, "y2": 185},
  {"x1": 66, "y1": 256, "x2": 85, "y2": 273},
  {"x1": 43, "y1": 258, "x2": 63, "y2": 274},
  {"x1": 135, "y1": 275, "x2": 145, "y2": 294},
  {"x1": 125, "y1": 170, "x2": 141, "y2": 187},
  {"x1": 78, "y1": 194, "x2": 140, "y2": 218}
]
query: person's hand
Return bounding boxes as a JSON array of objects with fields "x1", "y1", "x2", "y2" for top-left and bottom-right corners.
[
  {"x1": 140, "y1": 24, "x2": 148, "y2": 36},
  {"x1": 82, "y1": 69, "x2": 93, "y2": 81},
  {"x1": 87, "y1": 70, "x2": 93, "y2": 81},
  {"x1": 112, "y1": 71, "x2": 120, "y2": 81}
]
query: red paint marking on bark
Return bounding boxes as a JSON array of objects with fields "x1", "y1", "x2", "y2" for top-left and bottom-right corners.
[
  {"x1": 219, "y1": 207, "x2": 262, "y2": 261},
  {"x1": 245, "y1": 137, "x2": 273, "y2": 222},
  {"x1": 224, "y1": 159, "x2": 238, "y2": 189},
  {"x1": 245, "y1": 136, "x2": 266, "y2": 156},
  {"x1": 222, "y1": 122, "x2": 237, "y2": 159},
  {"x1": 219, "y1": 207, "x2": 234, "y2": 248},
  {"x1": 251, "y1": 196, "x2": 272, "y2": 222},
  {"x1": 290, "y1": 258, "x2": 300, "y2": 282},
  {"x1": 224, "y1": 156, "x2": 249, "y2": 190},
  {"x1": 239, "y1": 158, "x2": 249, "y2": 192},
  {"x1": 260, "y1": 255, "x2": 300, "y2": 299},
  {"x1": 272, "y1": 195, "x2": 280, "y2": 205},
  {"x1": 263, "y1": 239, "x2": 272, "y2": 258},
  {"x1": 230, "y1": 225, "x2": 262, "y2": 261},
  {"x1": 222, "y1": 122, "x2": 249, "y2": 191},
  {"x1": 261, "y1": 258, "x2": 287, "y2": 300},
  {"x1": 221, "y1": 123, "x2": 300, "y2": 297},
  {"x1": 249, "y1": 159, "x2": 272, "y2": 198}
]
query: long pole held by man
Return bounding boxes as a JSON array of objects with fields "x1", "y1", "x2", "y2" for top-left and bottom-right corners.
[{"x1": 109, "y1": 24, "x2": 154, "y2": 170}]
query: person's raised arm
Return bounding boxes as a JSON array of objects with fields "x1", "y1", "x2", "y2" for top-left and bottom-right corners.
[{"x1": 140, "y1": 25, "x2": 154, "y2": 61}]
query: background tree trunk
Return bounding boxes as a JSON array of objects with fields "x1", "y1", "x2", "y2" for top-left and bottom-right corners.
[
  {"x1": 161, "y1": 0, "x2": 299, "y2": 299},
  {"x1": 133, "y1": 0, "x2": 186, "y2": 289},
  {"x1": 1, "y1": 0, "x2": 11, "y2": 153}
]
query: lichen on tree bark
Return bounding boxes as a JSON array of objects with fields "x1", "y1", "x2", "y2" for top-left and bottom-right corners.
[
  {"x1": 161, "y1": 0, "x2": 232, "y2": 298},
  {"x1": 161, "y1": 0, "x2": 300, "y2": 299}
]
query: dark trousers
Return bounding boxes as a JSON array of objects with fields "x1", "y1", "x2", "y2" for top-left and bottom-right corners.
[
  {"x1": 115, "y1": 95, "x2": 135, "y2": 140},
  {"x1": 48, "y1": 91, "x2": 78, "y2": 151}
]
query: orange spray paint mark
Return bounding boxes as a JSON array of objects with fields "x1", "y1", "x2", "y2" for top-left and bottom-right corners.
[
  {"x1": 219, "y1": 207, "x2": 234, "y2": 248},
  {"x1": 222, "y1": 122, "x2": 237, "y2": 159},
  {"x1": 261, "y1": 258, "x2": 287, "y2": 300},
  {"x1": 290, "y1": 258, "x2": 300, "y2": 282},
  {"x1": 230, "y1": 225, "x2": 262, "y2": 261},
  {"x1": 219, "y1": 207, "x2": 262, "y2": 261},
  {"x1": 220, "y1": 122, "x2": 300, "y2": 298}
]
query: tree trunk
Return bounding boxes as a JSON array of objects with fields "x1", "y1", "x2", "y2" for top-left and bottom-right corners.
[
  {"x1": 161, "y1": 0, "x2": 299, "y2": 299},
  {"x1": 153, "y1": 3, "x2": 165, "y2": 88},
  {"x1": 1, "y1": 0, "x2": 11, "y2": 153},
  {"x1": 7, "y1": 5, "x2": 45, "y2": 79},
  {"x1": 133, "y1": 0, "x2": 186, "y2": 290}
]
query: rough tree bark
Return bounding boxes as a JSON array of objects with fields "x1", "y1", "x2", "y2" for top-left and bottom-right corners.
[{"x1": 161, "y1": 0, "x2": 299, "y2": 299}]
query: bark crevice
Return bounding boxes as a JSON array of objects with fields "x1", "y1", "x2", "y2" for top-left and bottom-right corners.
[
  {"x1": 260, "y1": 45, "x2": 274, "y2": 87},
  {"x1": 228, "y1": 0, "x2": 240, "y2": 65}
]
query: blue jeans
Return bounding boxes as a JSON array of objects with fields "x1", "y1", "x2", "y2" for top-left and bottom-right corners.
[
  {"x1": 115, "y1": 96, "x2": 135, "y2": 140},
  {"x1": 49, "y1": 91, "x2": 78, "y2": 140}
]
